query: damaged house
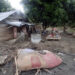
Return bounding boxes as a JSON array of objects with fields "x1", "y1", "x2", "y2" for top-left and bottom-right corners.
[{"x1": 0, "y1": 10, "x2": 32, "y2": 41}]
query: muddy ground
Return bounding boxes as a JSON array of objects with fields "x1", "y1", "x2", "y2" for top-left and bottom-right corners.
[{"x1": 0, "y1": 33, "x2": 75, "y2": 75}]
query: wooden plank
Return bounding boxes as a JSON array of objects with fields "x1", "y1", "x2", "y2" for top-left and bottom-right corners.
[{"x1": 0, "y1": 26, "x2": 13, "y2": 41}]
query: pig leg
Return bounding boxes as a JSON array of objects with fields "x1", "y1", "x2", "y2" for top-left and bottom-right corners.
[
  {"x1": 15, "y1": 57, "x2": 19, "y2": 75},
  {"x1": 35, "y1": 69, "x2": 40, "y2": 75},
  {"x1": 44, "y1": 69, "x2": 52, "y2": 74}
]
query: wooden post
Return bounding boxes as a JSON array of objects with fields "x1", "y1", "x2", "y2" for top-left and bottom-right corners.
[{"x1": 13, "y1": 27, "x2": 18, "y2": 39}]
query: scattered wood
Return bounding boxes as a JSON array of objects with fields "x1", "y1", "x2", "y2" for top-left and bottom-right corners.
[
  {"x1": 46, "y1": 35, "x2": 61, "y2": 41},
  {"x1": 8, "y1": 32, "x2": 26, "y2": 44}
]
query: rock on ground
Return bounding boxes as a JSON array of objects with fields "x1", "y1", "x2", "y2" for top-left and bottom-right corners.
[{"x1": 0, "y1": 55, "x2": 8, "y2": 65}]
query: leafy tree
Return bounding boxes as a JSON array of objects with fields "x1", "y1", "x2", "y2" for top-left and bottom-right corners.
[
  {"x1": 22, "y1": 0, "x2": 69, "y2": 28},
  {"x1": 0, "y1": 0, "x2": 75, "y2": 28},
  {"x1": 0, "y1": 0, "x2": 11, "y2": 12}
]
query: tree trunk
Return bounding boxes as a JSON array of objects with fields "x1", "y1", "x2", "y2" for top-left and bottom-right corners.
[
  {"x1": 63, "y1": 26, "x2": 66, "y2": 33},
  {"x1": 63, "y1": 24, "x2": 67, "y2": 33}
]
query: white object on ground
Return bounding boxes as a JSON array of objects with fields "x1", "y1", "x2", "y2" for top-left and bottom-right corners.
[{"x1": 31, "y1": 34, "x2": 41, "y2": 44}]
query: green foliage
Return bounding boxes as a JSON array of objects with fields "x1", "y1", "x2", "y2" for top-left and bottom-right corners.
[
  {"x1": 22, "y1": 0, "x2": 69, "y2": 27},
  {"x1": 0, "y1": 0, "x2": 75, "y2": 27},
  {"x1": 0, "y1": 0, "x2": 11, "y2": 12}
]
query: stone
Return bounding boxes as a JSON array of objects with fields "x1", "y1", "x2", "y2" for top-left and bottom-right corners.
[
  {"x1": 73, "y1": 58, "x2": 75, "y2": 61},
  {"x1": 0, "y1": 55, "x2": 8, "y2": 65},
  {"x1": 58, "y1": 52, "x2": 64, "y2": 56}
]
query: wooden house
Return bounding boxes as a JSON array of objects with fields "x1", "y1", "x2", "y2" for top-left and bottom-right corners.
[{"x1": 0, "y1": 10, "x2": 23, "y2": 41}]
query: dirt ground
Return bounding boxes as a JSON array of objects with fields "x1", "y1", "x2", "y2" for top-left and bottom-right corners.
[
  {"x1": 0, "y1": 33, "x2": 75, "y2": 75},
  {"x1": 12, "y1": 33, "x2": 75, "y2": 54}
]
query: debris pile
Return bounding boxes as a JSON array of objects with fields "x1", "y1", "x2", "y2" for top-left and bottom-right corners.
[{"x1": 46, "y1": 29, "x2": 61, "y2": 40}]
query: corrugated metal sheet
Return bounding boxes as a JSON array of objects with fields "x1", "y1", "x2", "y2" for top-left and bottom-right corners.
[
  {"x1": 6, "y1": 21, "x2": 35, "y2": 27},
  {"x1": 6, "y1": 21, "x2": 24, "y2": 27},
  {"x1": 0, "y1": 10, "x2": 16, "y2": 21}
]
